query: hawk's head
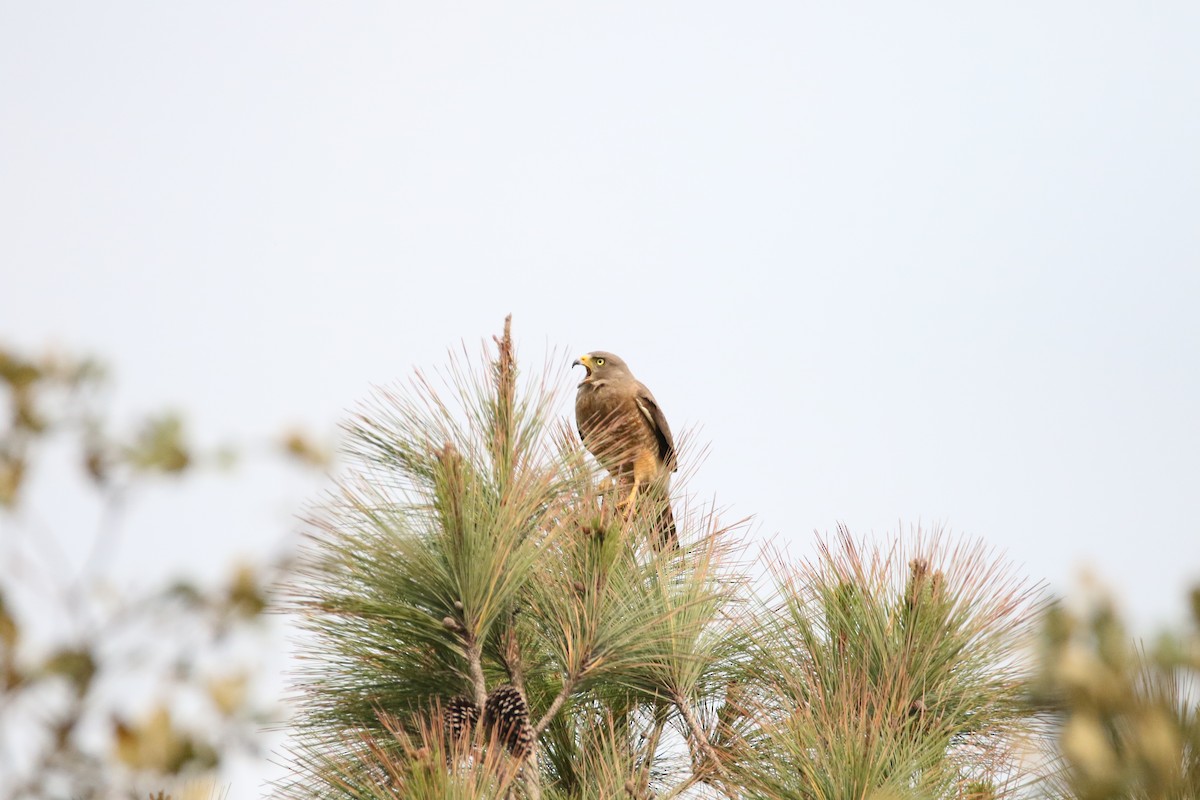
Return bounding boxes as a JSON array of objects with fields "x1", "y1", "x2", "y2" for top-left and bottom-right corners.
[{"x1": 572, "y1": 351, "x2": 629, "y2": 379}]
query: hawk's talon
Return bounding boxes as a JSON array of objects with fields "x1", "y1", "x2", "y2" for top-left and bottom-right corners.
[{"x1": 616, "y1": 481, "x2": 640, "y2": 512}]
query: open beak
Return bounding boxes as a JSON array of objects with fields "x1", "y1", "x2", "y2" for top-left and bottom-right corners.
[{"x1": 573, "y1": 354, "x2": 591, "y2": 374}]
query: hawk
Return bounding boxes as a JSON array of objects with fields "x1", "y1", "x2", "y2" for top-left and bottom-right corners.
[{"x1": 573, "y1": 351, "x2": 678, "y2": 549}]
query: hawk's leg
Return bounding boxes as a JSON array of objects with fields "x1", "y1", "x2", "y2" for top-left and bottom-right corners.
[
  {"x1": 624, "y1": 450, "x2": 662, "y2": 506},
  {"x1": 617, "y1": 478, "x2": 641, "y2": 513},
  {"x1": 617, "y1": 452, "x2": 658, "y2": 513},
  {"x1": 619, "y1": 453, "x2": 657, "y2": 515},
  {"x1": 598, "y1": 474, "x2": 631, "y2": 527}
]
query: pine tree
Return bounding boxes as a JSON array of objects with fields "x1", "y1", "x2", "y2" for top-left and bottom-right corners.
[
  {"x1": 280, "y1": 317, "x2": 749, "y2": 799},
  {"x1": 738, "y1": 531, "x2": 1046, "y2": 799},
  {"x1": 278, "y1": 318, "x2": 1055, "y2": 800}
]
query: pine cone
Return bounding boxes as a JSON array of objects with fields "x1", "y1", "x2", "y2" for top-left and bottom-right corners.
[
  {"x1": 444, "y1": 696, "x2": 480, "y2": 741},
  {"x1": 483, "y1": 685, "x2": 533, "y2": 758}
]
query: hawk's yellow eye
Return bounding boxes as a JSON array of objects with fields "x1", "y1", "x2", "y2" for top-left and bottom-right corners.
[{"x1": 595, "y1": 358, "x2": 605, "y2": 366}]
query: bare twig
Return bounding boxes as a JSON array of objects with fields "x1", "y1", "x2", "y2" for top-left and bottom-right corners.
[{"x1": 77, "y1": 483, "x2": 129, "y2": 585}]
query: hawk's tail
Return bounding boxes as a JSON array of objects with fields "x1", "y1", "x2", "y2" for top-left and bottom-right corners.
[{"x1": 650, "y1": 487, "x2": 678, "y2": 551}]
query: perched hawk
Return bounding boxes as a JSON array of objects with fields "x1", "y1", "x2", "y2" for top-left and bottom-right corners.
[{"x1": 573, "y1": 351, "x2": 677, "y2": 549}]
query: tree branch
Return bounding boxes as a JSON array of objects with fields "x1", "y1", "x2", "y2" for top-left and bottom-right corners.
[
  {"x1": 637, "y1": 706, "x2": 669, "y2": 792},
  {"x1": 465, "y1": 636, "x2": 487, "y2": 711},
  {"x1": 532, "y1": 673, "x2": 577, "y2": 739},
  {"x1": 674, "y1": 691, "x2": 734, "y2": 796},
  {"x1": 659, "y1": 772, "x2": 704, "y2": 800},
  {"x1": 501, "y1": 622, "x2": 526, "y2": 697},
  {"x1": 489, "y1": 314, "x2": 517, "y2": 486}
]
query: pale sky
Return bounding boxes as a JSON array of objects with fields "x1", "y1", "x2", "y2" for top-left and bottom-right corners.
[{"x1": 3, "y1": 0, "x2": 1199, "y2": 789}]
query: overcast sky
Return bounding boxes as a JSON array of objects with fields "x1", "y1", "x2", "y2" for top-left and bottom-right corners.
[{"x1": 2, "y1": 0, "x2": 1198, "y2": 774}]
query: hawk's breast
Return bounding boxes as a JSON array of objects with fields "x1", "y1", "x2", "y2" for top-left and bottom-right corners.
[{"x1": 576, "y1": 382, "x2": 660, "y2": 475}]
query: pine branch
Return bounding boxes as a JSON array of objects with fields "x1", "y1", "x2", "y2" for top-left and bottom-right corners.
[
  {"x1": 674, "y1": 691, "x2": 733, "y2": 795},
  {"x1": 636, "y1": 706, "x2": 668, "y2": 792},
  {"x1": 522, "y1": 756, "x2": 542, "y2": 800},
  {"x1": 499, "y1": 622, "x2": 526, "y2": 697},
  {"x1": 659, "y1": 772, "x2": 704, "y2": 800},
  {"x1": 465, "y1": 635, "x2": 488, "y2": 711},
  {"x1": 489, "y1": 314, "x2": 517, "y2": 487},
  {"x1": 533, "y1": 673, "x2": 577, "y2": 739}
]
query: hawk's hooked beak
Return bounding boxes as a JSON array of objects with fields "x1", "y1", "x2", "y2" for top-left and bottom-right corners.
[{"x1": 573, "y1": 354, "x2": 592, "y2": 375}]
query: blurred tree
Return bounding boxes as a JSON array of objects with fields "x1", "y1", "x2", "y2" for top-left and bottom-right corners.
[
  {"x1": 0, "y1": 344, "x2": 326, "y2": 799},
  {"x1": 1031, "y1": 581, "x2": 1200, "y2": 799}
]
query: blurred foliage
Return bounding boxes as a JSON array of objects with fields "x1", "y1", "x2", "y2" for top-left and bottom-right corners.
[
  {"x1": 1031, "y1": 583, "x2": 1200, "y2": 799},
  {"x1": 124, "y1": 414, "x2": 191, "y2": 474},
  {"x1": 279, "y1": 429, "x2": 331, "y2": 469},
  {"x1": 113, "y1": 705, "x2": 217, "y2": 774},
  {"x1": 0, "y1": 343, "x2": 327, "y2": 800},
  {"x1": 0, "y1": 348, "x2": 103, "y2": 505}
]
